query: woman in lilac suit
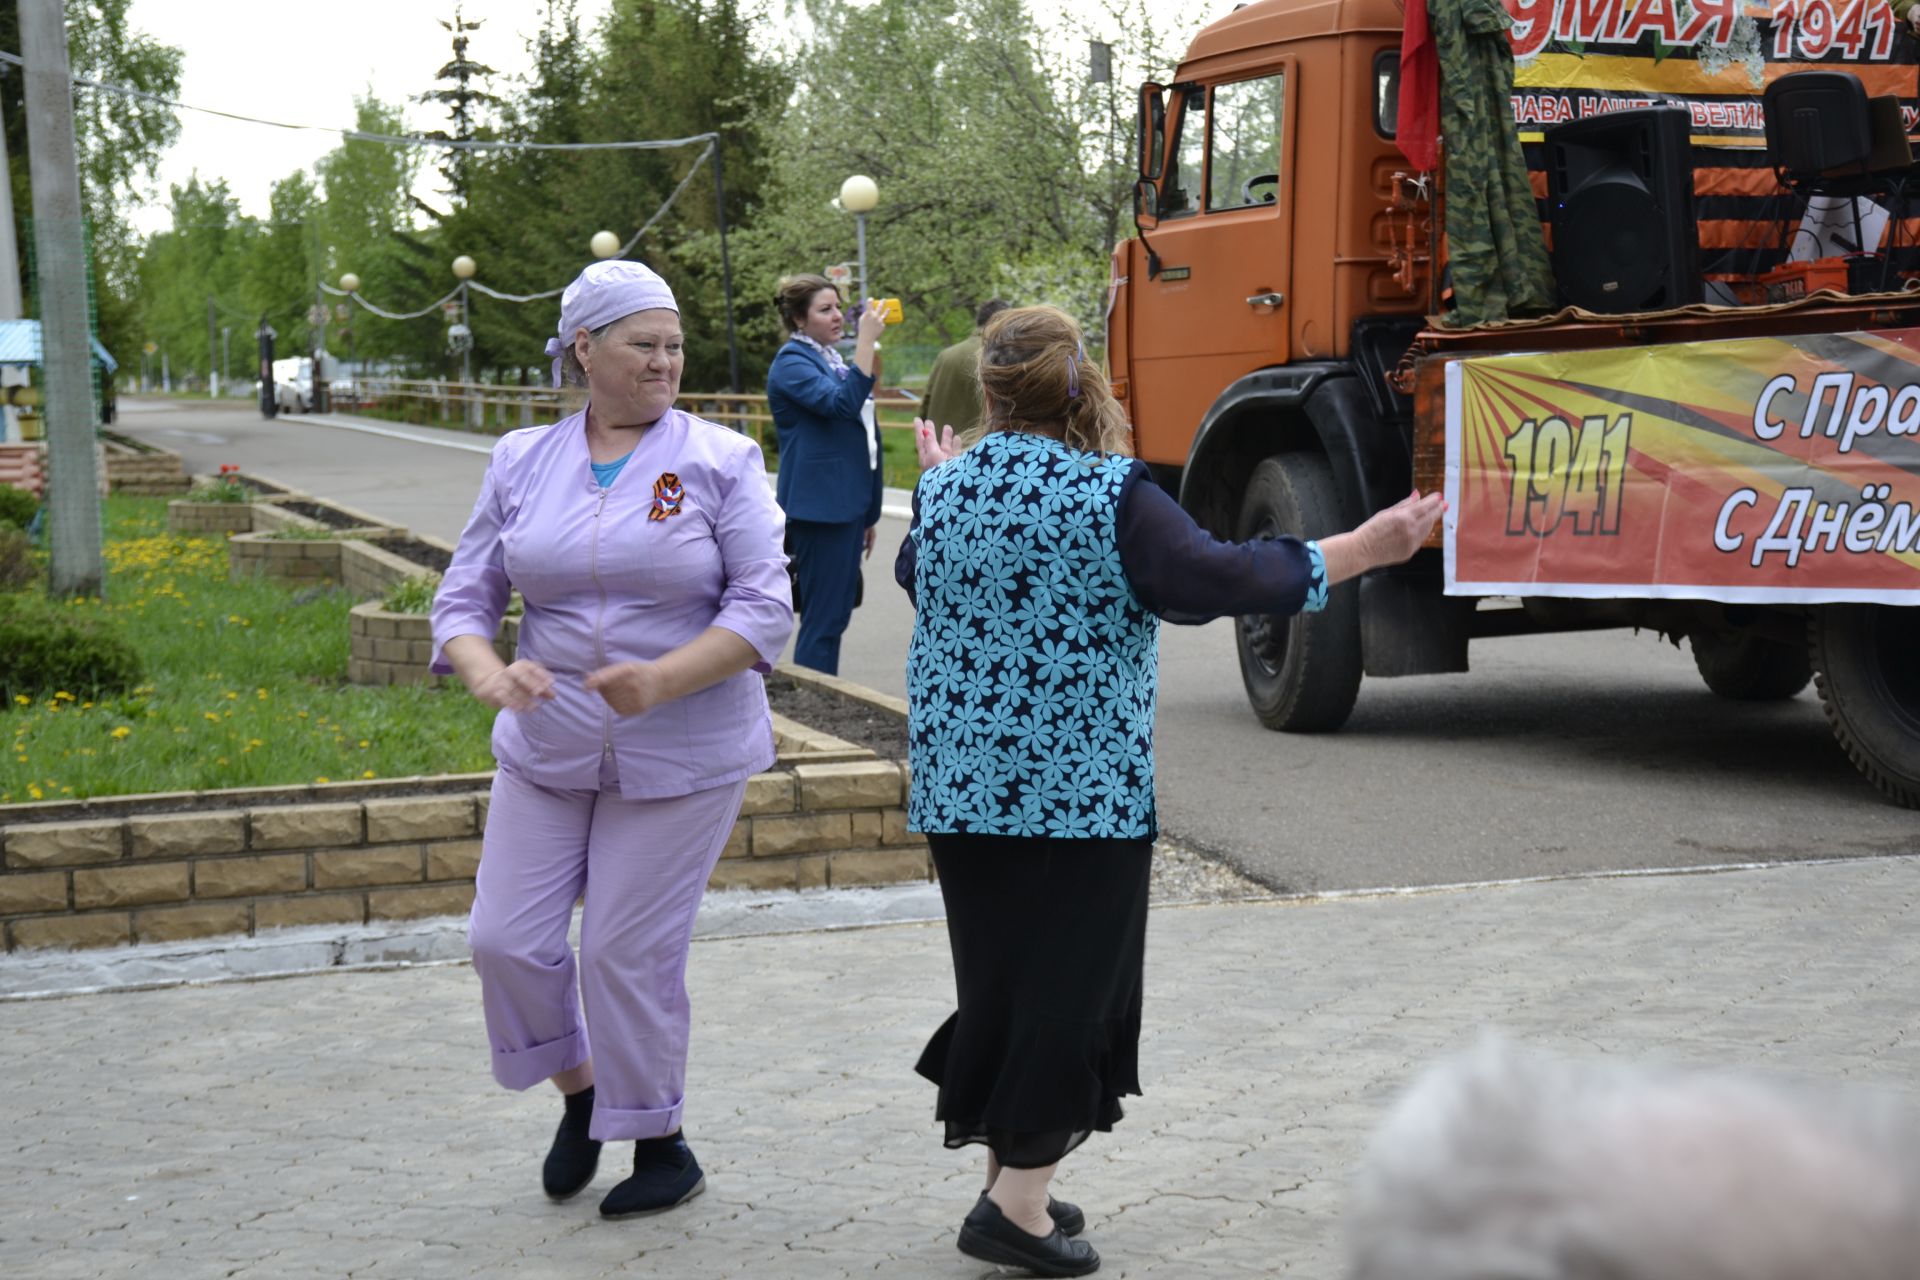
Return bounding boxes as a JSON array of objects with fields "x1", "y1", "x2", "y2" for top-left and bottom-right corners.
[{"x1": 431, "y1": 260, "x2": 793, "y2": 1219}]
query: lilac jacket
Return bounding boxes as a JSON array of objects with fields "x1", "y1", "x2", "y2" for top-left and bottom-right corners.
[{"x1": 431, "y1": 408, "x2": 794, "y2": 798}]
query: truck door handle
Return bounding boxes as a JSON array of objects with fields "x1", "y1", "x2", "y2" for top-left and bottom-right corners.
[{"x1": 1246, "y1": 291, "x2": 1285, "y2": 309}]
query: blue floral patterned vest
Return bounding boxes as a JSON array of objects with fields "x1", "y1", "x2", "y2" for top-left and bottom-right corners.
[{"x1": 906, "y1": 431, "x2": 1160, "y2": 838}]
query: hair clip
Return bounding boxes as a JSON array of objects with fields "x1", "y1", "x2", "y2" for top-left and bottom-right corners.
[{"x1": 1066, "y1": 352, "x2": 1081, "y2": 399}]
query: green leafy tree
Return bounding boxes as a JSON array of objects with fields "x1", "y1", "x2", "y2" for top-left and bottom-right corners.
[
  {"x1": 0, "y1": 0, "x2": 182, "y2": 367},
  {"x1": 133, "y1": 175, "x2": 248, "y2": 385},
  {"x1": 742, "y1": 0, "x2": 1199, "y2": 364},
  {"x1": 316, "y1": 96, "x2": 430, "y2": 370},
  {"x1": 452, "y1": 0, "x2": 780, "y2": 391}
]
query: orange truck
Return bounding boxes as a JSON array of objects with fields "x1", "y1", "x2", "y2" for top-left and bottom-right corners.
[{"x1": 1109, "y1": 0, "x2": 1920, "y2": 805}]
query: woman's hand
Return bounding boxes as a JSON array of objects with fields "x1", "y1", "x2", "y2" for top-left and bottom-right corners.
[
  {"x1": 472, "y1": 659, "x2": 557, "y2": 712},
  {"x1": 585, "y1": 661, "x2": 670, "y2": 716},
  {"x1": 852, "y1": 298, "x2": 886, "y2": 352},
  {"x1": 913, "y1": 417, "x2": 960, "y2": 468},
  {"x1": 1356, "y1": 490, "x2": 1448, "y2": 567},
  {"x1": 863, "y1": 523, "x2": 878, "y2": 559}
]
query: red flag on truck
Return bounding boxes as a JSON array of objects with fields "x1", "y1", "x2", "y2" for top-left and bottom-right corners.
[{"x1": 1397, "y1": 0, "x2": 1440, "y2": 171}]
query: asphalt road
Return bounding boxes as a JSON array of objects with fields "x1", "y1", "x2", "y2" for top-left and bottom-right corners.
[{"x1": 119, "y1": 397, "x2": 1918, "y2": 891}]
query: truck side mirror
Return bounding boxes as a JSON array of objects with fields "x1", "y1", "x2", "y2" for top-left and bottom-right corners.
[
  {"x1": 1134, "y1": 178, "x2": 1160, "y2": 231},
  {"x1": 1139, "y1": 82, "x2": 1166, "y2": 179}
]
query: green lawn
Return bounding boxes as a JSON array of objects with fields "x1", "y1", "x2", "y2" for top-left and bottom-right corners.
[{"x1": 1, "y1": 497, "x2": 498, "y2": 804}]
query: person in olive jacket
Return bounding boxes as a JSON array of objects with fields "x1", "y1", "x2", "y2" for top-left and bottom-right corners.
[{"x1": 765, "y1": 274, "x2": 885, "y2": 675}]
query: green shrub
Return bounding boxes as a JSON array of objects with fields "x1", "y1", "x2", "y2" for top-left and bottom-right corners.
[
  {"x1": 382, "y1": 573, "x2": 441, "y2": 614},
  {"x1": 186, "y1": 476, "x2": 251, "y2": 503},
  {"x1": 0, "y1": 484, "x2": 39, "y2": 530},
  {"x1": 0, "y1": 598, "x2": 144, "y2": 701},
  {"x1": 0, "y1": 528, "x2": 36, "y2": 591}
]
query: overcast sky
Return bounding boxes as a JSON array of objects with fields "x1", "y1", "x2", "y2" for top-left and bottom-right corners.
[{"x1": 121, "y1": 0, "x2": 1209, "y2": 238}]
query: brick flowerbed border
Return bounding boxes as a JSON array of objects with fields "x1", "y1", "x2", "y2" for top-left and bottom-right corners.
[{"x1": 0, "y1": 755, "x2": 925, "y2": 952}]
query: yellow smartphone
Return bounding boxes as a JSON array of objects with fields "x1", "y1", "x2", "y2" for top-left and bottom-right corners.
[{"x1": 877, "y1": 297, "x2": 903, "y2": 326}]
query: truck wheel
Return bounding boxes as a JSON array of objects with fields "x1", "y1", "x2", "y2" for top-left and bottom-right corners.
[
  {"x1": 1689, "y1": 631, "x2": 1811, "y2": 701},
  {"x1": 1808, "y1": 605, "x2": 1920, "y2": 808},
  {"x1": 1233, "y1": 454, "x2": 1363, "y2": 732}
]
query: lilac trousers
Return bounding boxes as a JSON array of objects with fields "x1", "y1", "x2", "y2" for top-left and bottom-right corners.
[{"x1": 468, "y1": 761, "x2": 746, "y2": 1142}]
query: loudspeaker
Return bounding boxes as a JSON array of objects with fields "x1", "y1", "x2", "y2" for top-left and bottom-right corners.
[{"x1": 1545, "y1": 106, "x2": 1700, "y2": 312}]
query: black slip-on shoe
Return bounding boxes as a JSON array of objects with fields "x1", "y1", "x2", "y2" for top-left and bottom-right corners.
[
  {"x1": 542, "y1": 1087, "x2": 602, "y2": 1202},
  {"x1": 598, "y1": 1132, "x2": 706, "y2": 1219},
  {"x1": 980, "y1": 1188, "x2": 1086, "y2": 1237},
  {"x1": 958, "y1": 1194, "x2": 1100, "y2": 1277}
]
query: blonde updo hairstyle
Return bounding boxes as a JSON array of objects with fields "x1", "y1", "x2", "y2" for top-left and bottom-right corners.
[
  {"x1": 775, "y1": 273, "x2": 840, "y2": 334},
  {"x1": 977, "y1": 305, "x2": 1132, "y2": 457}
]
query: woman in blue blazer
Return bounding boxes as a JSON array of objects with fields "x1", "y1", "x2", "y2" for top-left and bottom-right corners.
[{"x1": 766, "y1": 275, "x2": 885, "y2": 674}]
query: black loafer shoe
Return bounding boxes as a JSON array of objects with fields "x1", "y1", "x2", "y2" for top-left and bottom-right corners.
[
  {"x1": 980, "y1": 1188, "x2": 1085, "y2": 1237},
  {"x1": 598, "y1": 1132, "x2": 706, "y2": 1219},
  {"x1": 542, "y1": 1087, "x2": 601, "y2": 1202},
  {"x1": 958, "y1": 1194, "x2": 1100, "y2": 1276}
]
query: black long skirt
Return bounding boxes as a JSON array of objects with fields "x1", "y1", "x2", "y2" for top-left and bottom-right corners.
[{"x1": 915, "y1": 832, "x2": 1152, "y2": 1169}]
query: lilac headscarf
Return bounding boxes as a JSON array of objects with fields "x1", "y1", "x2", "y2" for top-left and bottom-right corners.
[{"x1": 544, "y1": 260, "x2": 679, "y2": 387}]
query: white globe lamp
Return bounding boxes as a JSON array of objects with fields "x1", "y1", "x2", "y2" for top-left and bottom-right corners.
[{"x1": 839, "y1": 174, "x2": 879, "y2": 214}]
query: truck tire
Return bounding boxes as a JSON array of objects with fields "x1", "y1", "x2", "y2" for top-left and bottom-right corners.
[
  {"x1": 1808, "y1": 604, "x2": 1920, "y2": 808},
  {"x1": 1232, "y1": 454, "x2": 1363, "y2": 732},
  {"x1": 1689, "y1": 630, "x2": 1812, "y2": 701}
]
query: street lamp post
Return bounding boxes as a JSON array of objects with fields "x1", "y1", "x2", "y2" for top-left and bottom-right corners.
[
  {"x1": 838, "y1": 174, "x2": 879, "y2": 308},
  {"x1": 450, "y1": 255, "x2": 477, "y2": 428},
  {"x1": 337, "y1": 274, "x2": 360, "y2": 402},
  {"x1": 256, "y1": 317, "x2": 277, "y2": 419}
]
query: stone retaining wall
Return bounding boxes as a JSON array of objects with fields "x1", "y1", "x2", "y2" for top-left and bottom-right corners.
[
  {"x1": 165, "y1": 500, "x2": 258, "y2": 536},
  {"x1": 102, "y1": 438, "x2": 189, "y2": 495},
  {"x1": 0, "y1": 760, "x2": 926, "y2": 952},
  {"x1": 342, "y1": 539, "x2": 434, "y2": 600},
  {"x1": 228, "y1": 528, "x2": 388, "y2": 585}
]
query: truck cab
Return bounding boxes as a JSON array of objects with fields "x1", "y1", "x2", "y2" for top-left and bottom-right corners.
[{"x1": 1110, "y1": 0, "x2": 1920, "y2": 806}]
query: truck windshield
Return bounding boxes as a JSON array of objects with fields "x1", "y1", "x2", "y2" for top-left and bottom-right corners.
[
  {"x1": 1161, "y1": 86, "x2": 1207, "y2": 218},
  {"x1": 1208, "y1": 74, "x2": 1284, "y2": 211}
]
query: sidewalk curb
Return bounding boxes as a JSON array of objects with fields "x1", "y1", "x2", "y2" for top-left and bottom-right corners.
[{"x1": 7, "y1": 852, "x2": 1910, "y2": 1004}]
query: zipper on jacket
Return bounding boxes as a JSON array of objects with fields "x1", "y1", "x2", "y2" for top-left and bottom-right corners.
[{"x1": 590, "y1": 488, "x2": 613, "y2": 758}]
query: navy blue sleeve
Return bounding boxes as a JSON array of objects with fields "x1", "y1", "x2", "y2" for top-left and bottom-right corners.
[
  {"x1": 1116, "y1": 461, "x2": 1326, "y2": 624},
  {"x1": 893, "y1": 479, "x2": 920, "y2": 607},
  {"x1": 769, "y1": 347, "x2": 875, "y2": 424}
]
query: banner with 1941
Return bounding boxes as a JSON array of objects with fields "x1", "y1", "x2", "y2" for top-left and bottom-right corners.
[{"x1": 1443, "y1": 330, "x2": 1920, "y2": 603}]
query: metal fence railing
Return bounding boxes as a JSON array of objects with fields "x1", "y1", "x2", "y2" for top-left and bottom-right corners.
[{"x1": 349, "y1": 378, "x2": 925, "y2": 448}]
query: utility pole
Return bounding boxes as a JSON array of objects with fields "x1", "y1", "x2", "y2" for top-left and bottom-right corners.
[
  {"x1": 0, "y1": 92, "x2": 25, "y2": 443},
  {"x1": 20, "y1": 0, "x2": 103, "y2": 595}
]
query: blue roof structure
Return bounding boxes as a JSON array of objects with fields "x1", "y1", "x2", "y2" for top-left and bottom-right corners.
[{"x1": 0, "y1": 318, "x2": 117, "y2": 373}]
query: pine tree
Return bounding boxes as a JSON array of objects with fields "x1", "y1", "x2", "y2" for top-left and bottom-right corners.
[{"x1": 414, "y1": 3, "x2": 503, "y2": 203}]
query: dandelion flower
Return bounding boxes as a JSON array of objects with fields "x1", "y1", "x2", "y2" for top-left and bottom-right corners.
[
  {"x1": 315, "y1": 775, "x2": 331, "y2": 784},
  {"x1": 110, "y1": 727, "x2": 130, "y2": 740}
]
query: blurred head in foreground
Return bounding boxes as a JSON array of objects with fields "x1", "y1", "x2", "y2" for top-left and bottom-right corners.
[{"x1": 1347, "y1": 1038, "x2": 1920, "y2": 1280}]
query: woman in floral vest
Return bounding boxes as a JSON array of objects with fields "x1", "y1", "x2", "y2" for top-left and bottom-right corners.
[{"x1": 896, "y1": 305, "x2": 1444, "y2": 1276}]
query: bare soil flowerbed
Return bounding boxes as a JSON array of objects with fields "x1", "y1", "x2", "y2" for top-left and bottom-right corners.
[
  {"x1": 273, "y1": 499, "x2": 367, "y2": 530},
  {"x1": 765, "y1": 673, "x2": 909, "y2": 759},
  {"x1": 378, "y1": 537, "x2": 454, "y2": 573}
]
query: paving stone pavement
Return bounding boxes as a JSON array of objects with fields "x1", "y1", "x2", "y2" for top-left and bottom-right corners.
[{"x1": 4, "y1": 855, "x2": 1920, "y2": 1280}]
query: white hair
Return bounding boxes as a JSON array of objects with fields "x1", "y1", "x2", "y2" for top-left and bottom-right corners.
[{"x1": 1346, "y1": 1038, "x2": 1920, "y2": 1280}]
